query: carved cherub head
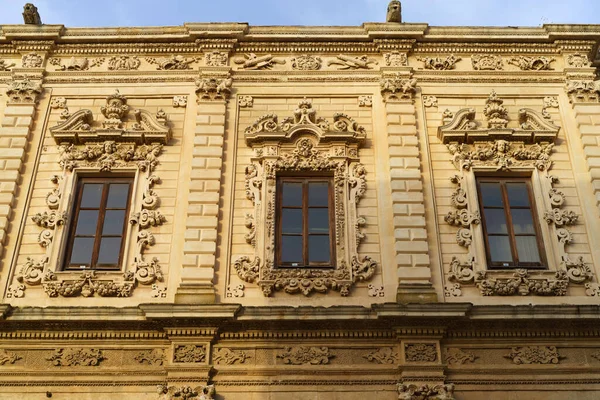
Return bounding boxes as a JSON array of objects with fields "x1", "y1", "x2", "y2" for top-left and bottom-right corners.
[{"x1": 386, "y1": 1, "x2": 402, "y2": 23}]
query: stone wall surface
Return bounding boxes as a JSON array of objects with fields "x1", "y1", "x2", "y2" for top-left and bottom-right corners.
[{"x1": 0, "y1": 10, "x2": 599, "y2": 400}]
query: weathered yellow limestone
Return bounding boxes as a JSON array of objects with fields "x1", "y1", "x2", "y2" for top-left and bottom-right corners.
[{"x1": 0, "y1": 3, "x2": 599, "y2": 399}]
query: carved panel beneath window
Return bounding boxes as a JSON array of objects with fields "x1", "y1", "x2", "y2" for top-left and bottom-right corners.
[{"x1": 234, "y1": 99, "x2": 376, "y2": 296}]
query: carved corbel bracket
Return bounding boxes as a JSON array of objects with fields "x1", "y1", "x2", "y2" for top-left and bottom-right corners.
[
  {"x1": 5, "y1": 78, "x2": 42, "y2": 104},
  {"x1": 380, "y1": 73, "x2": 417, "y2": 102},
  {"x1": 195, "y1": 73, "x2": 232, "y2": 101},
  {"x1": 565, "y1": 80, "x2": 600, "y2": 103}
]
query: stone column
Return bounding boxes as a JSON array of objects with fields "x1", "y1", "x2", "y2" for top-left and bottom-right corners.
[
  {"x1": 381, "y1": 73, "x2": 436, "y2": 303},
  {"x1": 175, "y1": 70, "x2": 232, "y2": 304},
  {"x1": 0, "y1": 78, "x2": 42, "y2": 261}
]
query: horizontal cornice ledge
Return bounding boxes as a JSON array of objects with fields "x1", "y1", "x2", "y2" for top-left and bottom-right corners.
[
  {"x1": 468, "y1": 304, "x2": 600, "y2": 320},
  {"x1": 5, "y1": 306, "x2": 146, "y2": 321},
  {"x1": 237, "y1": 305, "x2": 377, "y2": 320},
  {"x1": 139, "y1": 303, "x2": 241, "y2": 320}
]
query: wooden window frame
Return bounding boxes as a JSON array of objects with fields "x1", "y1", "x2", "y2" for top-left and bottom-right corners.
[
  {"x1": 476, "y1": 176, "x2": 547, "y2": 270},
  {"x1": 275, "y1": 174, "x2": 336, "y2": 269},
  {"x1": 63, "y1": 176, "x2": 134, "y2": 271}
]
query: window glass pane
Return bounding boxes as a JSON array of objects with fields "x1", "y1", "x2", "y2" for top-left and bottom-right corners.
[
  {"x1": 507, "y1": 183, "x2": 530, "y2": 207},
  {"x1": 479, "y1": 183, "x2": 503, "y2": 207},
  {"x1": 80, "y1": 184, "x2": 103, "y2": 208},
  {"x1": 106, "y1": 183, "x2": 130, "y2": 208},
  {"x1": 97, "y1": 237, "x2": 122, "y2": 265},
  {"x1": 309, "y1": 235, "x2": 330, "y2": 264},
  {"x1": 309, "y1": 209, "x2": 329, "y2": 234},
  {"x1": 281, "y1": 236, "x2": 303, "y2": 265},
  {"x1": 488, "y1": 236, "x2": 513, "y2": 264},
  {"x1": 75, "y1": 210, "x2": 99, "y2": 236},
  {"x1": 483, "y1": 209, "x2": 508, "y2": 234},
  {"x1": 516, "y1": 236, "x2": 541, "y2": 263},
  {"x1": 282, "y1": 182, "x2": 302, "y2": 207},
  {"x1": 102, "y1": 210, "x2": 126, "y2": 235},
  {"x1": 281, "y1": 209, "x2": 303, "y2": 234},
  {"x1": 510, "y1": 209, "x2": 535, "y2": 234},
  {"x1": 308, "y1": 182, "x2": 329, "y2": 207},
  {"x1": 69, "y1": 237, "x2": 95, "y2": 266}
]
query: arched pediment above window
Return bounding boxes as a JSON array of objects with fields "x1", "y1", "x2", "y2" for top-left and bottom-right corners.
[{"x1": 244, "y1": 98, "x2": 366, "y2": 146}]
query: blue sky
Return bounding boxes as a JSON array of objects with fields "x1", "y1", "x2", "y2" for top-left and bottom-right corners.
[{"x1": 0, "y1": 0, "x2": 599, "y2": 27}]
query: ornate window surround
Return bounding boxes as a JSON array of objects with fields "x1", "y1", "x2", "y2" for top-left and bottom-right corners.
[
  {"x1": 11, "y1": 91, "x2": 172, "y2": 298},
  {"x1": 438, "y1": 91, "x2": 593, "y2": 297},
  {"x1": 233, "y1": 98, "x2": 377, "y2": 297}
]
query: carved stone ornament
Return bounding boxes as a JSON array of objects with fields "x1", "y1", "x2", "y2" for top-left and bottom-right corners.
[
  {"x1": 107, "y1": 56, "x2": 141, "y2": 70},
  {"x1": 398, "y1": 383, "x2": 455, "y2": 400},
  {"x1": 47, "y1": 348, "x2": 105, "y2": 366},
  {"x1": 236, "y1": 99, "x2": 376, "y2": 296},
  {"x1": 566, "y1": 80, "x2": 600, "y2": 103},
  {"x1": 5, "y1": 78, "x2": 42, "y2": 104},
  {"x1": 0, "y1": 349, "x2": 22, "y2": 365},
  {"x1": 504, "y1": 346, "x2": 563, "y2": 365},
  {"x1": 471, "y1": 54, "x2": 503, "y2": 70},
  {"x1": 173, "y1": 95, "x2": 188, "y2": 108},
  {"x1": 146, "y1": 55, "x2": 196, "y2": 70},
  {"x1": 157, "y1": 384, "x2": 215, "y2": 400},
  {"x1": 43, "y1": 271, "x2": 134, "y2": 298},
  {"x1": 364, "y1": 347, "x2": 398, "y2": 364},
  {"x1": 386, "y1": 0, "x2": 402, "y2": 23},
  {"x1": 0, "y1": 59, "x2": 16, "y2": 71},
  {"x1": 234, "y1": 53, "x2": 286, "y2": 70},
  {"x1": 205, "y1": 51, "x2": 228, "y2": 67},
  {"x1": 567, "y1": 53, "x2": 591, "y2": 68},
  {"x1": 417, "y1": 54, "x2": 461, "y2": 70},
  {"x1": 404, "y1": 343, "x2": 437, "y2": 362},
  {"x1": 444, "y1": 348, "x2": 477, "y2": 365},
  {"x1": 358, "y1": 95, "x2": 373, "y2": 107},
  {"x1": 50, "y1": 90, "x2": 171, "y2": 146},
  {"x1": 22, "y1": 53, "x2": 43, "y2": 68},
  {"x1": 507, "y1": 56, "x2": 555, "y2": 71},
  {"x1": 277, "y1": 346, "x2": 332, "y2": 365},
  {"x1": 327, "y1": 54, "x2": 377, "y2": 70},
  {"x1": 423, "y1": 95, "x2": 438, "y2": 107},
  {"x1": 213, "y1": 348, "x2": 250, "y2": 365},
  {"x1": 291, "y1": 55, "x2": 322, "y2": 70},
  {"x1": 384, "y1": 51, "x2": 407, "y2": 67},
  {"x1": 380, "y1": 73, "x2": 417, "y2": 102},
  {"x1": 134, "y1": 349, "x2": 165, "y2": 366},
  {"x1": 50, "y1": 57, "x2": 104, "y2": 71},
  {"x1": 368, "y1": 284, "x2": 384, "y2": 297},
  {"x1": 173, "y1": 345, "x2": 206, "y2": 363},
  {"x1": 195, "y1": 74, "x2": 233, "y2": 101},
  {"x1": 238, "y1": 95, "x2": 254, "y2": 108},
  {"x1": 23, "y1": 3, "x2": 42, "y2": 24},
  {"x1": 477, "y1": 269, "x2": 569, "y2": 296},
  {"x1": 225, "y1": 283, "x2": 245, "y2": 298}
]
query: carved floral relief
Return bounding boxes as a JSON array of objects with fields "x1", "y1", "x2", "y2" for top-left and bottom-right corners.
[
  {"x1": 173, "y1": 345, "x2": 206, "y2": 363},
  {"x1": 364, "y1": 347, "x2": 398, "y2": 364},
  {"x1": 0, "y1": 349, "x2": 22, "y2": 365},
  {"x1": 504, "y1": 346, "x2": 563, "y2": 364},
  {"x1": 157, "y1": 384, "x2": 215, "y2": 400},
  {"x1": 21, "y1": 53, "x2": 43, "y2": 68},
  {"x1": 471, "y1": 54, "x2": 503, "y2": 70},
  {"x1": 47, "y1": 348, "x2": 105, "y2": 366},
  {"x1": 277, "y1": 346, "x2": 332, "y2": 365},
  {"x1": 213, "y1": 348, "x2": 250, "y2": 365},
  {"x1": 404, "y1": 343, "x2": 437, "y2": 362},
  {"x1": 398, "y1": 383, "x2": 455, "y2": 400},
  {"x1": 291, "y1": 55, "x2": 322, "y2": 70}
]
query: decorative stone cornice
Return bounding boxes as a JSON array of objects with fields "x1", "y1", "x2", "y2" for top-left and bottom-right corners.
[{"x1": 4, "y1": 78, "x2": 42, "y2": 104}]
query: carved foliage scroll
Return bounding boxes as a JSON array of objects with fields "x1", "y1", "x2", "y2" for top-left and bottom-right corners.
[{"x1": 235, "y1": 99, "x2": 376, "y2": 296}]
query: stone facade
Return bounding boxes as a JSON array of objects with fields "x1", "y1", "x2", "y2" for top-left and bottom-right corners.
[{"x1": 0, "y1": 3, "x2": 600, "y2": 399}]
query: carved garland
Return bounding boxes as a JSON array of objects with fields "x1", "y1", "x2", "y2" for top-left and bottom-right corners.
[
  {"x1": 439, "y1": 91, "x2": 593, "y2": 297},
  {"x1": 10, "y1": 91, "x2": 171, "y2": 298},
  {"x1": 234, "y1": 99, "x2": 376, "y2": 296}
]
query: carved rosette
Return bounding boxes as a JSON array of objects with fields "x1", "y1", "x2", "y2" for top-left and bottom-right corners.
[
  {"x1": 235, "y1": 99, "x2": 376, "y2": 296},
  {"x1": 277, "y1": 346, "x2": 332, "y2": 365},
  {"x1": 14, "y1": 91, "x2": 172, "y2": 298}
]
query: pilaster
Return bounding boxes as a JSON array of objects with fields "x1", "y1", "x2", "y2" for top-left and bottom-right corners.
[
  {"x1": 175, "y1": 69, "x2": 232, "y2": 304},
  {"x1": 381, "y1": 72, "x2": 437, "y2": 303}
]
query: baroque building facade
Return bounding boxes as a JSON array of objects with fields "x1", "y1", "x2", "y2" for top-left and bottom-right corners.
[{"x1": 0, "y1": 2, "x2": 600, "y2": 399}]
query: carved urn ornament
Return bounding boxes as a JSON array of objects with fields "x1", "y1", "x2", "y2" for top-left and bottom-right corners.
[
  {"x1": 386, "y1": 0, "x2": 402, "y2": 23},
  {"x1": 23, "y1": 3, "x2": 42, "y2": 25}
]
